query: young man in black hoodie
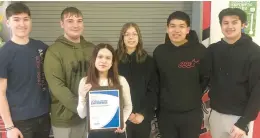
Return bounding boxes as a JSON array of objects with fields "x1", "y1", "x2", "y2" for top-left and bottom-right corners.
[
  {"x1": 153, "y1": 11, "x2": 207, "y2": 138},
  {"x1": 206, "y1": 8, "x2": 260, "y2": 138}
]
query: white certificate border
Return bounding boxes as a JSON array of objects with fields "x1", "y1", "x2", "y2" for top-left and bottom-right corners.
[{"x1": 88, "y1": 89, "x2": 121, "y2": 130}]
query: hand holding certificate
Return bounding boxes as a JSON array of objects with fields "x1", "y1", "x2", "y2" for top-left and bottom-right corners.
[{"x1": 78, "y1": 84, "x2": 92, "y2": 98}]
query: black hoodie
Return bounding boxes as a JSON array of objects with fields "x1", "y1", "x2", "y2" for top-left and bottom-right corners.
[
  {"x1": 153, "y1": 31, "x2": 207, "y2": 113},
  {"x1": 205, "y1": 34, "x2": 260, "y2": 132},
  {"x1": 118, "y1": 51, "x2": 158, "y2": 121}
]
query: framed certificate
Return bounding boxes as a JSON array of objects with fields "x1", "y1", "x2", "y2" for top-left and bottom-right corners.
[{"x1": 87, "y1": 86, "x2": 123, "y2": 131}]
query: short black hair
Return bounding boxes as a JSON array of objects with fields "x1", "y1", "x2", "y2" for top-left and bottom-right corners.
[
  {"x1": 61, "y1": 7, "x2": 83, "y2": 21},
  {"x1": 6, "y1": 2, "x2": 31, "y2": 19},
  {"x1": 219, "y1": 8, "x2": 247, "y2": 24},
  {"x1": 167, "y1": 11, "x2": 190, "y2": 27}
]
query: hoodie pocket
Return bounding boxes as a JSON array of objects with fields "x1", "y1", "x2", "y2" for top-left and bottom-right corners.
[
  {"x1": 52, "y1": 102, "x2": 74, "y2": 120},
  {"x1": 233, "y1": 77, "x2": 249, "y2": 102}
]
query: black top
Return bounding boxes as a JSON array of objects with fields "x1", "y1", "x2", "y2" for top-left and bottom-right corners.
[
  {"x1": 205, "y1": 34, "x2": 260, "y2": 131},
  {"x1": 153, "y1": 39, "x2": 206, "y2": 113},
  {"x1": 118, "y1": 51, "x2": 158, "y2": 121}
]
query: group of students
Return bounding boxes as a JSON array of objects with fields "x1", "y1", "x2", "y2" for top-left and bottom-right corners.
[{"x1": 0, "y1": 2, "x2": 259, "y2": 138}]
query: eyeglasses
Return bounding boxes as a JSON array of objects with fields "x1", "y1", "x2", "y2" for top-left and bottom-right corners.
[{"x1": 124, "y1": 33, "x2": 138, "y2": 37}]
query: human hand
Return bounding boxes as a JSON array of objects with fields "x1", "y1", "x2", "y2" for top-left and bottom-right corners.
[
  {"x1": 7, "y1": 127, "x2": 23, "y2": 138},
  {"x1": 115, "y1": 123, "x2": 126, "y2": 133},
  {"x1": 132, "y1": 113, "x2": 144, "y2": 124},
  {"x1": 128, "y1": 113, "x2": 136, "y2": 122},
  {"x1": 230, "y1": 125, "x2": 246, "y2": 138},
  {"x1": 79, "y1": 84, "x2": 92, "y2": 98}
]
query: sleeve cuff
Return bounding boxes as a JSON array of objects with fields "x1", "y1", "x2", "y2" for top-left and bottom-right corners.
[
  {"x1": 234, "y1": 117, "x2": 250, "y2": 134},
  {"x1": 79, "y1": 96, "x2": 86, "y2": 103}
]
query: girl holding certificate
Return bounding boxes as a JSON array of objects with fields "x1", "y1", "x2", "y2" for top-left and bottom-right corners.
[
  {"x1": 116, "y1": 22, "x2": 158, "y2": 138},
  {"x1": 77, "y1": 43, "x2": 132, "y2": 138}
]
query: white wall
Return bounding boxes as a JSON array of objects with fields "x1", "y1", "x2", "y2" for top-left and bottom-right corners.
[
  {"x1": 255, "y1": 1, "x2": 260, "y2": 45},
  {"x1": 210, "y1": 0, "x2": 260, "y2": 45}
]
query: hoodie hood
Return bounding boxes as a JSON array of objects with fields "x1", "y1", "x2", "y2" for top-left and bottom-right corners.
[
  {"x1": 55, "y1": 35, "x2": 92, "y2": 49},
  {"x1": 220, "y1": 33, "x2": 253, "y2": 46},
  {"x1": 186, "y1": 30, "x2": 199, "y2": 43}
]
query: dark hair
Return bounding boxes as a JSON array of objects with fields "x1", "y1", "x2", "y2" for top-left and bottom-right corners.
[
  {"x1": 117, "y1": 22, "x2": 147, "y2": 63},
  {"x1": 61, "y1": 7, "x2": 83, "y2": 21},
  {"x1": 219, "y1": 8, "x2": 247, "y2": 24},
  {"x1": 6, "y1": 2, "x2": 31, "y2": 19},
  {"x1": 86, "y1": 43, "x2": 120, "y2": 87},
  {"x1": 167, "y1": 11, "x2": 190, "y2": 27},
  {"x1": 165, "y1": 30, "x2": 199, "y2": 44}
]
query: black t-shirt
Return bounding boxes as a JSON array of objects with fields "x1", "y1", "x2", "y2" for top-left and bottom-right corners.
[{"x1": 0, "y1": 39, "x2": 50, "y2": 121}]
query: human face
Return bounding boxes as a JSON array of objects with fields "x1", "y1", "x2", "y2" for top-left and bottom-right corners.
[
  {"x1": 6, "y1": 13, "x2": 32, "y2": 39},
  {"x1": 95, "y1": 48, "x2": 113, "y2": 73},
  {"x1": 221, "y1": 15, "x2": 245, "y2": 41},
  {"x1": 60, "y1": 13, "x2": 84, "y2": 41},
  {"x1": 167, "y1": 19, "x2": 190, "y2": 43},
  {"x1": 123, "y1": 27, "x2": 139, "y2": 51}
]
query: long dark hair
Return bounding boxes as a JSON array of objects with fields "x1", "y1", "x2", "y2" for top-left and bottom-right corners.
[
  {"x1": 86, "y1": 43, "x2": 120, "y2": 87},
  {"x1": 117, "y1": 22, "x2": 147, "y2": 63}
]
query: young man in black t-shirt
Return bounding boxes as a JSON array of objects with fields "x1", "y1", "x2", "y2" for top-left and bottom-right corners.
[{"x1": 0, "y1": 3, "x2": 50, "y2": 138}]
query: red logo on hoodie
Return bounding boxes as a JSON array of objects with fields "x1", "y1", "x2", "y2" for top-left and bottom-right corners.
[{"x1": 178, "y1": 59, "x2": 200, "y2": 68}]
